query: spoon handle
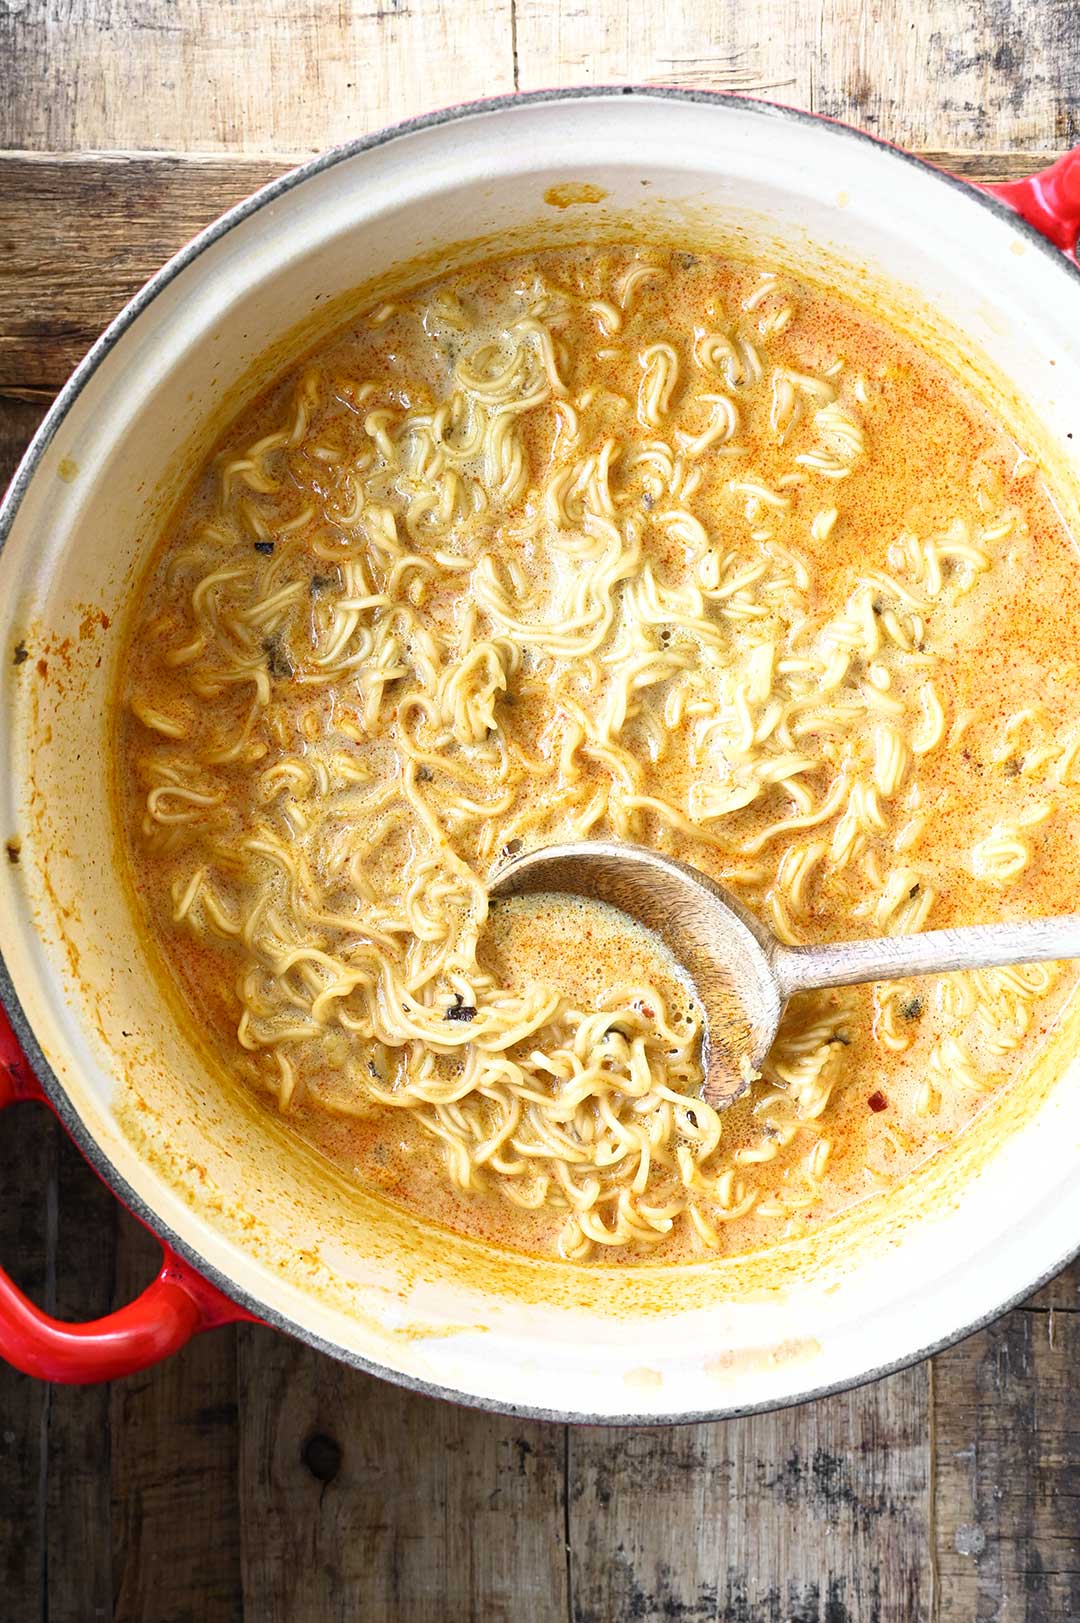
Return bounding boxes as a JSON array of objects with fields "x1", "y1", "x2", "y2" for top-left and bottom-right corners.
[{"x1": 773, "y1": 914, "x2": 1080, "y2": 998}]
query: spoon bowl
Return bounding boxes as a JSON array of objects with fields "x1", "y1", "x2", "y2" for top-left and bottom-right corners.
[{"x1": 490, "y1": 839, "x2": 1080, "y2": 1107}]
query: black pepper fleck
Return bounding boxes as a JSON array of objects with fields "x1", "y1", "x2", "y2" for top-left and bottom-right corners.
[
  {"x1": 13, "y1": 642, "x2": 28, "y2": 666},
  {"x1": 253, "y1": 540, "x2": 275, "y2": 555},
  {"x1": 262, "y1": 637, "x2": 293, "y2": 679},
  {"x1": 901, "y1": 996, "x2": 923, "y2": 1021}
]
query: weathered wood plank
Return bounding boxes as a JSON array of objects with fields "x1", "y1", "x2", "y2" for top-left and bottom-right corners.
[
  {"x1": 1023, "y1": 1255, "x2": 1080, "y2": 1314},
  {"x1": 43, "y1": 1130, "x2": 118, "y2": 1623},
  {"x1": 0, "y1": 0, "x2": 516, "y2": 155},
  {"x1": 816, "y1": 0, "x2": 1080, "y2": 151},
  {"x1": 514, "y1": 0, "x2": 1080, "y2": 153},
  {"x1": 917, "y1": 150, "x2": 1076, "y2": 182},
  {"x1": 109, "y1": 1218, "x2": 242, "y2": 1623},
  {"x1": 5, "y1": 0, "x2": 1078, "y2": 159},
  {"x1": 0, "y1": 154, "x2": 291, "y2": 389},
  {"x1": 0, "y1": 149, "x2": 1065, "y2": 391},
  {"x1": 0, "y1": 1100, "x2": 55, "y2": 1621},
  {"x1": 236, "y1": 1326, "x2": 569, "y2": 1622},
  {"x1": 932, "y1": 1309, "x2": 1080, "y2": 1622},
  {"x1": 0, "y1": 1061, "x2": 117, "y2": 1623},
  {"x1": 567, "y1": 1365, "x2": 931, "y2": 1623},
  {"x1": 0, "y1": 386, "x2": 47, "y2": 482}
]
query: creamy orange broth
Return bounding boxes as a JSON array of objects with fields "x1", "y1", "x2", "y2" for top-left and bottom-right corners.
[{"x1": 116, "y1": 245, "x2": 1080, "y2": 1264}]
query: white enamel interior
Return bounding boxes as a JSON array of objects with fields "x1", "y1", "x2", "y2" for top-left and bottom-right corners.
[{"x1": 2, "y1": 92, "x2": 1080, "y2": 1420}]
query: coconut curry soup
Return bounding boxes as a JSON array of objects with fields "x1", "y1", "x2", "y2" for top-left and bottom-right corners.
[{"x1": 116, "y1": 244, "x2": 1080, "y2": 1266}]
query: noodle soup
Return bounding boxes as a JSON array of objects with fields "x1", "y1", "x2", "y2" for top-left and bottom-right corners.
[{"x1": 116, "y1": 245, "x2": 1080, "y2": 1264}]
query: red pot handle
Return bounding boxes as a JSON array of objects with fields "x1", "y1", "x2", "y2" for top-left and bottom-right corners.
[
  {"x1": 0, "y1": 1004, "x2": 253, "y2": 1383},
  {"x1": 982, "y1": 146, "x2": 1080, "y2": 261}
]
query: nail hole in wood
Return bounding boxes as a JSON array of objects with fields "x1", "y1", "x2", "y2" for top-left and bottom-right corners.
[{"x1": 302, "y1": 1432, "x2": 343, "y2": 1483}]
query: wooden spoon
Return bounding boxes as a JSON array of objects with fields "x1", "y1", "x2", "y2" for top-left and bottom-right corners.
[{"x1": 489, "y1": 839, "x2": 1080, "y2": 1108}]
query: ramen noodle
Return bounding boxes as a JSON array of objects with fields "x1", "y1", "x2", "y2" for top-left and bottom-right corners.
[{"x1": 117, "y1": 245, "x2": 1080, "y2": 1263}]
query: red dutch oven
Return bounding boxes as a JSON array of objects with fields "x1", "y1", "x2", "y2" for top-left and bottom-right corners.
[{"x1": 1, "y1": 92, "x2": 1079, "y2": 1421}]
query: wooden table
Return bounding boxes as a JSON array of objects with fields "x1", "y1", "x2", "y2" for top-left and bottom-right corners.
[{"x1": 1, "y1": 5, "x2": 1079, "y2": 1619}]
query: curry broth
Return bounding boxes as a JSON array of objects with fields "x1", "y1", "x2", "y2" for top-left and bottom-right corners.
[{"x1": 117, "y1": 244, "x2": 1080, "y2": 1264}]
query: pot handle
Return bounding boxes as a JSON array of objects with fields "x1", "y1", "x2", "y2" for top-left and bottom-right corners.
[
  {"x1": 982, "y1": 146, "x2": 1080, "y2": 260},
  {"x1": 0, "y1": 1004, "x2": 253, "y2": 1383}
]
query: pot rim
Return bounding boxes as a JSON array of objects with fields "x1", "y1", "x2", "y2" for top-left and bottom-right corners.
[{"x1": 2, "y1": 84, "x2": 1079, "y2": 1423}]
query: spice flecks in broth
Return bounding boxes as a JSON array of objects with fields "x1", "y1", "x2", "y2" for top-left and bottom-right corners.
[{"x1": 118, "y1": 245, "x2": 1080, "y2": 1263}]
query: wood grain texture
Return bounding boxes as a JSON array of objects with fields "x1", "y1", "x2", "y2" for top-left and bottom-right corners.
[
  {"x1": 933, "y1": 1308, "x2": 1080, "y2": 1622},
  {"x1": 109, "y1": 1220, "x2": 242, "y2": 1623},
  {"x1": 43, "y1": 1129, "x2": 120, "y2": 1623},
  {"x1": 0, "y1": 1101, "x2": 55, "y2": 1621},
  {"x1": 235, "y1": 1328, "x2": 569, "y2": 1621},
  {"x1": 0, "y1": 0, "x2": 515, "y2": 155},
  {"x1": 0, "y1": 154, "x2": 291, "y2": 389},
  {"x1": 0, "y1": 1103, "x2": 119, "y2": 1623},
  {"x1": 1026, "y1": 1255, "x2": 1080, "y2": 1312},
  {"x1": 0, "y1": 148, "x2": 1066, "y2": 391},
  {"x1": 568, "y1": 1368, "x2": 930, "y2": 1623},
  {"x1": 3, "y1": 0, "x2": 1078, "y2": 156},
  {"x1": 0, "y1": 387, "x2": 48, "y2": 482},
  {"x1": 514, "y1": 0, "x2": 1080, "y2": 152}
]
